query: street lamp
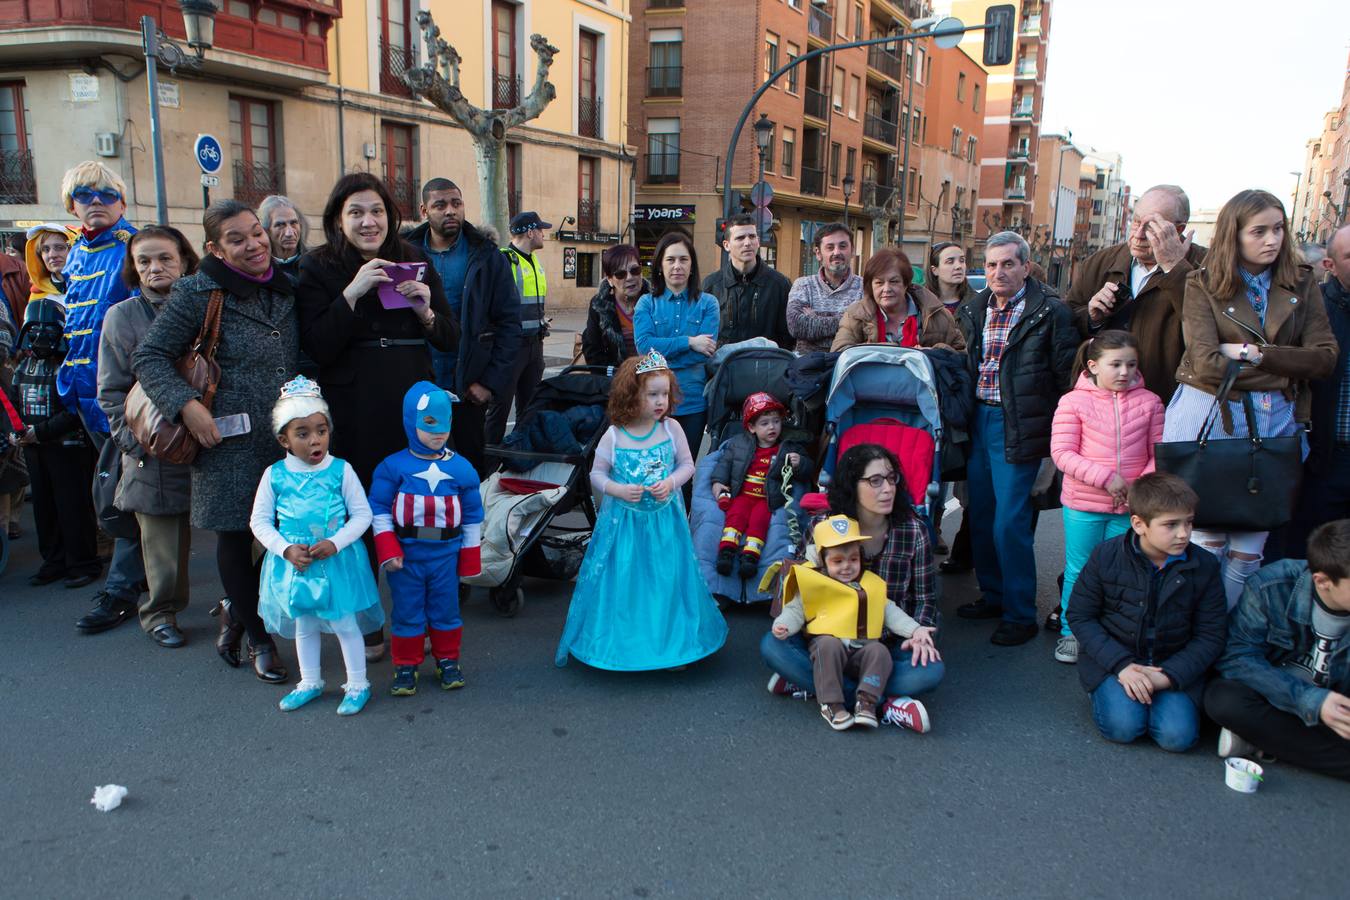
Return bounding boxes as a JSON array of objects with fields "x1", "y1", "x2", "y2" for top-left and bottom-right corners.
[
  {"x1": 1289, "y1": 169, "x2": 1303, "y2": 240},
  {"x1": 753, "y1": 112, "x2": 773, "y2": 189},
  {"x1": 142, "y1": 1, "x2": 218, "y2": 224},
  {"x1": 842, "y1": 173, "x2": 855, "y2": 229}
]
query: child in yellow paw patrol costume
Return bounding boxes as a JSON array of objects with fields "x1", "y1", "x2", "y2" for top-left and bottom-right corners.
[{"x1": 771, "y1": 515, "x2": 924, "y2": 731}]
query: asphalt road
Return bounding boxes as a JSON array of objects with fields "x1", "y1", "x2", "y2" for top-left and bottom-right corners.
[{"x1": 1, "y1": 502, "x2": 1345, "y2": 899}]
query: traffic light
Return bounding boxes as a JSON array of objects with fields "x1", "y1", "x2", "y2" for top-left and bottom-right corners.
[{"x1": 983, "y1": 5, "x2": 1015, "y2": 67}]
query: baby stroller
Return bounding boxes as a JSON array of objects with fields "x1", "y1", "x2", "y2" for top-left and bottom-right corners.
[
  {"x1": 690, "y1": 344, "x2": 813, "y2": 606},
  {"x1": 816, "y1": 345, "x2": 945, "y2": 524},
  {"x1": 469, "y1": 365, "x2": 612, "y2": 616}
]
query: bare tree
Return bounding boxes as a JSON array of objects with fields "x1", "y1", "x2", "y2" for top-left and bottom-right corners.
[{"x1": 404, "y1": 11, "x2": 559, "y2": 239}]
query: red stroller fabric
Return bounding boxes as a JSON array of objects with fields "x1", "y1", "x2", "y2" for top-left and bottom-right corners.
[{"x1": 836, "y1": 418, "x2": 934, "y2": 506}]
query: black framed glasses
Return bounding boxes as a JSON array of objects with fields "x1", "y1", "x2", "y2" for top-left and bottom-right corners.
[
  {"x1": 71, "y1": 187, "x2": 122, "y2": 206},
  {"x1": 859, "y1": 472, "x2": 900, "y2": 490}
]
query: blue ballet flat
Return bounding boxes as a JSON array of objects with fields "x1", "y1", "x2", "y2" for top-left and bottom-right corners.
[
  {"x1": 278, "y1": 683, "x2": 324, "y2": 711},
  {"x1": 336, "y1": 685, "x2": 371, "y2": 716}
]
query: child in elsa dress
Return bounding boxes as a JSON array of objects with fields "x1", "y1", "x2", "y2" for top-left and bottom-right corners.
[
  {"x1": 555, "y1": 350, "x2": 727, "y2": 670},
  {"x1": 250, "y1": 375, "x2": 385, "y2": 715}
]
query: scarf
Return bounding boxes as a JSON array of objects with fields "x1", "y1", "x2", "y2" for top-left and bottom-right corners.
[
  {"x1": 1239, "y1": 267, "x2": 1271, "y2": 326},
  {"x1": 875, "y1": 304, "x2": 920, "y2": 348},
  {"x1": 198, "y1": 254, "x2": 292, "y2": 301}
]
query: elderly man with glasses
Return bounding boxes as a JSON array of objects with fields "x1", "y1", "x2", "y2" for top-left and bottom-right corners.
[{"x1": 55, "y1": 161, "x2": 147, "y2": 636}]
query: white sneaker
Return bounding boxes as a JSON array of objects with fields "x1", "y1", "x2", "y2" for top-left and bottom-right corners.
[
  {"x1": 880, "y1": 696, "x2": 931, "y2": 733},
  {"x1": 1217, "y1": 727, "x2": 1258, "y2": 759},
  {"x1": 1054, "y1": 635, "x2": 1078, "y2": 664}
]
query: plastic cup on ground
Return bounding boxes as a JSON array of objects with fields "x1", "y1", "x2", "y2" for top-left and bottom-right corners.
[{"x1": 1224, "y1": 757, "x2": 1263, "y2": 793}]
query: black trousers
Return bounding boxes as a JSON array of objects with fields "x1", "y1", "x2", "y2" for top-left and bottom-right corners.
[
  {"x1": 23, "y1": 442, "x2": 100, "y2": 579},
  {"x1": 485, "y1": 332, "x2": 546, "y2": 446},
  {"x1": 216, "y1": 529, "x2": 269, "y2": 645},
  {"x1": 1204, "y1": 678, "x2": 1350, "y2": 781},
  {"x1": 451, "y1": 400, "x2": 488, "y2": 480},
  {"x1": 1284, "y1": 446, "x2": 1350, "y2": 560}
]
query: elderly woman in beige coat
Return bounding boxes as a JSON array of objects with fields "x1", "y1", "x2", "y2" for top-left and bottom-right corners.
[{"x1": 831, "y1": 247, "x2": 965, "y2": 353}]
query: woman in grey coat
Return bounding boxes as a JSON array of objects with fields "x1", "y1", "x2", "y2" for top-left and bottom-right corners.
[
  {"x1": 98, "y1": 226, "x2": 198, "y2": 648},
  {"x1": 132, "y1": 200, "x2": 297, "y2": 684}
]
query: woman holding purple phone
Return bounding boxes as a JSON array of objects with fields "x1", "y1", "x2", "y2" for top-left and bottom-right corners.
[{"x1": 295, "y1": 174, "x2": 459, "y2": 660}]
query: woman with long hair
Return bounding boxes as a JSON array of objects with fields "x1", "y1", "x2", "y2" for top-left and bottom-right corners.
[
  {"x1": 759, "y1": 443, "x2": 943, "y2": 733},
  {"x1": 928, "y1": 241, "x2": 972, "y2": 316},
  {"x1": 133, "y1": 200, "x2": 297, "y2": 682},
  {"x1": 1164, "y1": 188, "x2": 1337, "y2": 608}
]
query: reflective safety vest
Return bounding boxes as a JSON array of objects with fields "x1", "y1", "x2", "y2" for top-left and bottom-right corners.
[
  {"x1": 785, "y1": 565, "x2": 888, "y2": 640},
  {"x1": 502, "y1": 245, "x2": 546, "y2": 334}
]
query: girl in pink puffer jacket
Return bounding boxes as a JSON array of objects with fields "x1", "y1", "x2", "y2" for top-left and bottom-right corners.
[{"x1": 1049, "y1": 330, "x2": 1165, "y2": 665}]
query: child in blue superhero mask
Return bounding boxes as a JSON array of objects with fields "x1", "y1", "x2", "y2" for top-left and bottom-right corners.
[{"x1": 369, "y1": 381, "x2": 484, "y2": 696}]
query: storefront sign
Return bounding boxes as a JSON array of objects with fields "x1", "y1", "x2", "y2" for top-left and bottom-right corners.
[
  {"x1": 634, "y1": 204, "x2": 696, "y2": 224},
  {"x1": 562, "y1": 247, "x2": 577, "y2": 279},
  {"x1": 556, "y1": 230, "x2": 620, "y2": 244}
]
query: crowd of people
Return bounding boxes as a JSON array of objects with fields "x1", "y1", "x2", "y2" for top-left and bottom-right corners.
[{"x1": 1, "y1": 163, "x2": 1348, "y2": 780}]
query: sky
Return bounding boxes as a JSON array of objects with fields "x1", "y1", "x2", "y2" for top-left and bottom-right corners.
[{"x1": 1038, "y1": 0, "x2": 1349, "y2": 213}]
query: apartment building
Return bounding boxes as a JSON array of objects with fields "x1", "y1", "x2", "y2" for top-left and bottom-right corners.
[
  {"x1": 1079, "y1": 146, "x2": 1126, "y2": 255},
  {"x1": 1031, "y1": 131, "x2": 1080, "y2": 286},
  {"x1": 1295, "y1": 51, "x2": 1349, "y2": 245},
  {"x1": 916, "y1": 41, "x2": 986, "y2": 266}
]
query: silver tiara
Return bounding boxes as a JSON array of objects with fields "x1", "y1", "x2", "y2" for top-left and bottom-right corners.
[{"x1": 635, "y1": 349, "x2": 669, "y2": 375}]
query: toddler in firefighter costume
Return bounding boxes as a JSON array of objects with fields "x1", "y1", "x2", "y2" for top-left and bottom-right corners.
[
  {"x1": 710, "y1": 391, "x2": 812, "y2": 580},
  {"x1": 251, "y1": 376, "x2": 385, "y2": 715},
  {"x1": 771, "y1": 515, "x2": 939, "y2": 731},
  {"x1": 369, "y1": 381, "x2": 484, "y2": 696}
]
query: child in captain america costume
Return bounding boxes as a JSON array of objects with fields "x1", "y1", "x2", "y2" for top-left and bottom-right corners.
[{"x1": 369, "y1": 381, "x2": 484, "y2": 697}]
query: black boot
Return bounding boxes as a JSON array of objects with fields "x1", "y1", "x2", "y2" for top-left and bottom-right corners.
[
  {"x1": 210, "y1": 598, "x2": 245, "y2": 668},
  {"x1": 249, "y1": 639, "x2": 289, "y2": 684},
  {"x1": 715, "y1": 546, "x2": 737, "y2": 576},
  {"x1": 739, "y1": 552, "x2": 761, "y2": 582}
]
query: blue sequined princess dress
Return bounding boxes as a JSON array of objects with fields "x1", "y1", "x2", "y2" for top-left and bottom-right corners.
[
  {"x1": 555, "y1": 425, "x2": 727, "y2": 670},
  {"x1": 257, "y1": 459, "x2": 384, "y2": 639}
]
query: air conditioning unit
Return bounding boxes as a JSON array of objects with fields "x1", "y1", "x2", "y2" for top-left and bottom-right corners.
[{"x1": 94, "y1": 132, "x2": 118, "y2": 157}]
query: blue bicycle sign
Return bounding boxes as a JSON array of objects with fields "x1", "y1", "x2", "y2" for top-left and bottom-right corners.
[{"x1": 194, "y1": 134, "x2": 224, "y2": 174}]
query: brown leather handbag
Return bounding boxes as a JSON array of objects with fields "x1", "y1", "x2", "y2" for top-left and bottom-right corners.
[{"x1": 124, "y1": 290, "x2": 224, "y2": 465}]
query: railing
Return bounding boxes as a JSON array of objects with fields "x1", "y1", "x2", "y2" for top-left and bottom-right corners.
[
  {"x1": 379, "y1": 39, "x2": 414, "y2": 97},
  {"x1": 383, "y1": 172, "x2": 418, "y2": 220},
  {"x1": 867, "y1": 46, "x2": 901, "y2": 80},
  {"x1": 578, "y1": 95, "x2": 602, "y2": 138},
  {"x1": 863, "y1": 113, "x2": 898, "y2": 145},
  {"x1": 804, "y1": 87, "x2": 828, "y2": 120},
  {"x1": 649, "y1": 0, "x2": 684, "y2": 7},
  {"x1": 493, "y1": 73, "x2": 521, "y2": 109},
  {"x1": 1005, "y1": 182, "x2": 1027, "y2": 200},
  {"x1": 647, "y1": 65, "x2": 683, "y2": 97},
  {"x1": 1007, "y1": 147, "x2": 1030, "y2": 159},
  {"x1": 646, "y1": 152, "x2": 680, "y2": 184},
  {"x1": 800, "y1": 165, "x2": 825, "y2": 197},
  {"x1": 1011, "y1": 102, "x2": 1033, "y2": 119},
  {"x1": 0, "y1": 149, "x2": 36, "y2": 204},
  {"x1": 1015, "y1": 60, "x2": 1037, "y2": 78},
  {"x1": 862, "y1": 179, "x2": 896, "y2": 209},
  {"x1": 1020, "y1": 14, "x2": 1041, "y2": 35},
  {"x1": 576, "y1": 198, "x2": 599, "y2": 231},
  {"x1": 233, "y1": 160, "x2": 284, "y2": 207},
  {"x1": 807, "y1": 4, "x2": 832, "y2": 40}
]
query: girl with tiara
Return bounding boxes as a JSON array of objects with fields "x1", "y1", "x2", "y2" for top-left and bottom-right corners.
[
  {"x1": 250, "y1": 375, "x2": 385, "y2": 715},
  {"x1": 555, "y1": 350, "x2": 727, "y2": 670}
]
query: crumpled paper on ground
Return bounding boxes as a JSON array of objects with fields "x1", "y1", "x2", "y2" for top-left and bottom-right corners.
[{"x1": 90, "y1": 784, "x2": 128, "y2": 812}]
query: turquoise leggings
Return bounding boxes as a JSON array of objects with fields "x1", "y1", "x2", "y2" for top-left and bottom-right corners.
[{"x1": 1060, "y1": 508, "x2": 1131, "y2": 637}]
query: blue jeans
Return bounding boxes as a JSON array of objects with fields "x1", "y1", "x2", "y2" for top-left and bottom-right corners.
[
  {"x1": 759, "y1": 631, "x2": 944, "y2": 704},
  {"x1": 1060, "y1": 508, "x2": 1131, "y2": 636},
  {"x1": 966, "y1": 404, "x2": 1040, "y2": 625},
  {"x1": 1091, "y1": 677, "x2": 1198, "y2": 752}
]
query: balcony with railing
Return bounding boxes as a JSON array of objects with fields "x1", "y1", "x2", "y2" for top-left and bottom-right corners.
[
  {"x1": 0, "y1": 149, "x2": 37, "y2": 204},
  {"x1": 801, "y1": 165, "x2": 825, "y2": 197},
  {"x1": 649, "y1": 0, "x2": 684, "y2": 7},
  {"x1": 1007, "y1": 146, "x2": 1030, "y2": 162},
  {"x1": 647, "y1": 66, "x2": 682, "y2": 97},
  {"x1": 1005, "y1": 179, "x2": 1028, "y2": 201},
  {"x1": 646, "y1": 152, "x2": 680, "y2": 184},
  {"x1": 1020, "y1": 13, "x2": 1042, "y2": 36},
  {"x1": 578, "y1": 95, "x2": 602, "y2": 138},
  {"x1": 576, "y1": 198, "x2": 599, "y2": 232},
  {"x1": 1014, "y1": 58, "x2": 1038, "y2": 79},
  {"x1": 493, "y1": 73, "x2": 521, "y2": 109},
  {"x1": 863, "y1": 114, "x2": 898, "y2": 146},
  {"x1": 867, "y1": 46, "x2": 901, "y2": 81},
  {"x1": 380, "y1": 40, "x2": 414, "y2": 97},
  {"x1": 1011, "y1": 99, "x2": 1034, "y2": 119},
  {"x1": 804, "y1": 87, "x2": 829, "y2": 121},
  {"x1": 233, "y1": 160, "x2": 284, "y2": 207},
  {"x1": 861, "y1": 179, "x2": 897, "y2": 210},
  {"x1": 807, "y1": 4, "x2": 832, "y2": 42}
]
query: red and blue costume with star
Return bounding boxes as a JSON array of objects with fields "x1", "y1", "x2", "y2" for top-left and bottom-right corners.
[{"x1": 370, "y1": 382, "x2": 484, "y2": 666}]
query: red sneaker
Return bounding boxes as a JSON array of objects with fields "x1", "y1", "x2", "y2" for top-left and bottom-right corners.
[
  {"x1": 880, "y1": 696, "x2": 931, "y2": 733},
  {"x1": 766, "y1": 673, "x2": 809, "y2": 699}
]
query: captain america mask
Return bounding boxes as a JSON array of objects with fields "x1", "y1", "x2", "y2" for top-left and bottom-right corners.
[{"x1": 403, "y1": 381, "x2": 454, "y2": 455}]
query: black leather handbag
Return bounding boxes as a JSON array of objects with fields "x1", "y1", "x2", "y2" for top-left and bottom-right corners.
[{"x1": 1154, "y1": 361, "x2": 1303, "y2": 532}]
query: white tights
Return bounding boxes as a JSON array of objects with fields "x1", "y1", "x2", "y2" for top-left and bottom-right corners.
[
  {"x1": 1192, "y1": 529, "x2": 1267, "y2": 611},
  {"x1": 294, "y1": 614, "x2": 368, "y2": 691}
]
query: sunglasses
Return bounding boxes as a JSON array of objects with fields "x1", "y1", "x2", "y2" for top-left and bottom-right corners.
[
  {"x1": 72, "y1": 187, "x2": 122, "y2": 206},
  {"x1": 612, "y1": 265, "x2": 643, "y2": 278},
  {"x1": 859, "y1": 472, "x2": 900, "y2": 490}
]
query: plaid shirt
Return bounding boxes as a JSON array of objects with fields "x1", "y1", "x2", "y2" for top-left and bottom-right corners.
[
  {"x1": 1337, "y1": 352, "x2": 1350, "y2": 444},
  {"x1": 805, "y1": 514, "x2": 938, "y2": 629},
  {"x1": 975, "y1": 285, "x2": 1027, "y2": 403}
]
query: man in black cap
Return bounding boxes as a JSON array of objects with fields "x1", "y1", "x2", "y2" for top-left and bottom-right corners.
[{"x1": 489, "y1": 211, "x2": 552, "y2": 444}]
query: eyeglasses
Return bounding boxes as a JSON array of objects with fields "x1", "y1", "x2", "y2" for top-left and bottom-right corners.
[
  {"x1": 859, "y1": 472, "x2": 900, "y2": 490},
  {"x1": 613, "y1": 265, "x2": 643, "y2": 277},
  {"x1": 71, "y1": 187, "x2": 122, "y2": 206}
]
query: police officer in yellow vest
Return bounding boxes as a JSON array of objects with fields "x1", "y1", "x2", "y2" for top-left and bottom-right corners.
[{"x1": 488, "y1": 211, "x2": 552, "y2": 444}]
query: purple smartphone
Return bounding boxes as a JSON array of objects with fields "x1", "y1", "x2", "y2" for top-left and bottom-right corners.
[{"x1": 377, "y1": 262, "x2": 427, "y2": 310}]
